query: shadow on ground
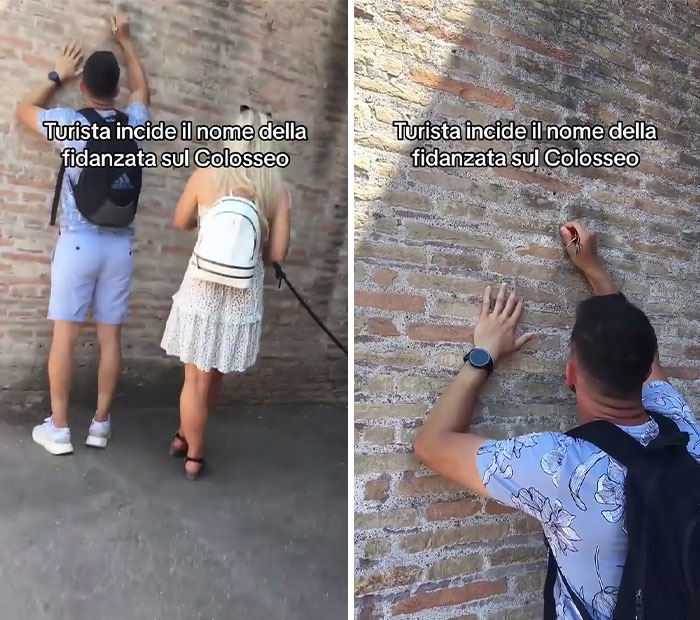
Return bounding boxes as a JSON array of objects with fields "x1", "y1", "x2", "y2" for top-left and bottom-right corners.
[{"x1": 0, "y1": 403, "x2": 347, "y2": 620}]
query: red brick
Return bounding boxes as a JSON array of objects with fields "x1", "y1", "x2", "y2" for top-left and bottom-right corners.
[
  {"x1": 365, "y1": 479, "x2": 391, "y2": 501},
  {"x1": 372, "y1": 268, "x2": 397, "y2": 287},
  {"x1": 665, "y1": 367, "x2": 700, "y2": 380},
  {"x1": 356, "y1": 291, "x2": 426, "y2": 313},
  {"x1": 392, "y1": 578, "x2": 508, "y2": 615},
  {"x1": 630, "y1": 241, "x2": 692, "y2": 261},
  {"x1": 494, "y1": 168, "x2": 581, "y2": 193},
  {"x1": 397, "y1": 473, "x2": 466, "y2": 496},
  {"x1": 427, "y1": 499, "x2": 482, "y2": 520},
  {"x1": 514, "y1": 245, "x2": 562, "y2": 260},
  {"x1": 492, "y1": 26, "x2": 581, "y2": 66},
  {"x1": 686, "y1": 346, "x2": 700, "y2": 359},
  {"x1": 405, "y1": 18, "x2": 508, "y2": 63},
  {"x1": 410, "y1": 68, "x2": 515, "y2": 109},
  {"x1": 4, "y1": 176, "x2": 53, "y2": 190},
  {"x1": 20, "y1": 54, "x2": 53, "y2": 69},
  {"x1": 407, "y1": 324, "x2": 474, "y2": 343},
  {"x1": 366, "y1": 318, "x2": 400, "y2": 336},
  {"x1": 485, "y1": 499, "x2": 518, "y2": 515},
  {"x1": 636, "y1": 160, "x2": 694, "y2": 185},
  {"x1": 161, "y1": 245, "x2": 190, "y2": 254},
  {"x1": 2, "y1": 253, "x2": 50, "y2": 265},
  {"x1": 356, "y1": 565, "x2": 423, "y2": 596},
  {"x1": 0, "y1": 35, "x2": 32, "y2": 49}
]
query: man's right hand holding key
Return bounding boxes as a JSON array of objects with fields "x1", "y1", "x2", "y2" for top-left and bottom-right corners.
[
  {"x1": 560, "y1": 219, "x2": 668, "y2": 383},
  {"x1": 560, "y1": 220, "x2": 619, "y2": 296}
]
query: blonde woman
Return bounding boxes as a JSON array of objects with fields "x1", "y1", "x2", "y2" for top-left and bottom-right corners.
[{"x1": 161, "y1": 107, "x2": 291, "y2": 480}]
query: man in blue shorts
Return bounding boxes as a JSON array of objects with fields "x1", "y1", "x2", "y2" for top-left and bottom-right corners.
[{"x1": 16, "y1": 14, "x2": 150, "y2": 455}]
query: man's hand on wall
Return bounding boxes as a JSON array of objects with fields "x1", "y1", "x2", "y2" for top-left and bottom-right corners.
[
  {"x1": 473, "y1": 283, "x2": 536, "y2": 365},
  {"x1": 55, "y1": 41, "x2": 83, "y2": 82},
  {"x1": 110, "y1": 14, "x2": 131, "y2": 45}
]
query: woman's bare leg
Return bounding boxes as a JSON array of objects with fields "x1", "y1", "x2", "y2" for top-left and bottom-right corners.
[
  {"x1": 207, "y1": 370, "x2": 223, "y2": 411},
  {"x1": 179, "y1": 364, "x2": 217, "y2": 475},
  {"x1": 175, "y1": 368, "x2": 222, "y2": 448}
]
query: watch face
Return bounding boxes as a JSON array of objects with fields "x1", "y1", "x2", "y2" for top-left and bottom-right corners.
[{"x1": 469, "y1": 348, "x2": 491, "y2": 367}]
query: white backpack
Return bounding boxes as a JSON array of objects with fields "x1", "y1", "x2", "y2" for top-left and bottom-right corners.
[{"x1": 189, "y1": 196, "x2": 262, "y2": 289}]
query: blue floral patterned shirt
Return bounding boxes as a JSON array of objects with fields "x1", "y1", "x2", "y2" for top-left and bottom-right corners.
[{"x1": 476, "y1": 381, "x2": 700, "y2": 620}]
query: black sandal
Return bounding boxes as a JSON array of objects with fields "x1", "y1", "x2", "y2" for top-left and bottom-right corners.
[
  {"x1": 169, "y1": 432, "x2": 188, "y2": 458},
  {"x1": 184, "y1": 456, "x2": 206, "y2": 481}
]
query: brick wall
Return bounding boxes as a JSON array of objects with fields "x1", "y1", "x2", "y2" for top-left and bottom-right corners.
[
  {"x1": 354, "y1": 1, "x2": 699, "y2": 618},
  {"x1": 0, "y1": 0, "x2": 348, "y2": 408}
]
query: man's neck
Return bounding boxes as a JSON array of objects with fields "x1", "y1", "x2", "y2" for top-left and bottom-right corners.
[
  {"x1": 84, "y1": 97, "x2": 116, "y2": 110},
  {"x1": 579, "y1": 395, "x2": 649, "y2": 427}
]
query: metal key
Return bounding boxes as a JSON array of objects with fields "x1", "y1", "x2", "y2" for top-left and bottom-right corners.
[{"x1": 565, "y1": 231, "x2": 583, "y2": 255}]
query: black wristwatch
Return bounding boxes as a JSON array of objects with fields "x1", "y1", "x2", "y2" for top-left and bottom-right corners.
[
  {"x1": 48, "y1": 71, "x2": 61, "y2": 86},
  {"x1": 464, "y1": 347, "x2": 494, "y2": 375}
]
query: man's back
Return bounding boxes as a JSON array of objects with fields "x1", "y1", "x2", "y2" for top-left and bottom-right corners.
[
  {"x1": 476, "y1": 380, "x2": 700, "y2": 620},
  {"x1": 39, "y1": 103, "x2": 148, "y2": 234}
]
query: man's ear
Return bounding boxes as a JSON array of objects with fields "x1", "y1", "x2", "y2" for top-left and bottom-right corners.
[
  {"x1": 79, "y1": 80, "x2": 86, "y2": 95},
  {"x1": 114, "y1": 86, "x2": 120, "y2": 99}
]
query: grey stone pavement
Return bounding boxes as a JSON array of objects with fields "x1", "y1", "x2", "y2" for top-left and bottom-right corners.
[{"x1": 0, "y1": 403, "x2": 348, "y2": 620}]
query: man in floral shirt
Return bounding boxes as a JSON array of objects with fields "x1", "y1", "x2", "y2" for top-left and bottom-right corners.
[{"x1": 415, "y1": 221, "x2": 699, "y2": 620}]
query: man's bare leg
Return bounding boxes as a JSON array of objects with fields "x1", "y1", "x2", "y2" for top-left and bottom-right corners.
[
  {"x1": 48, "y1": 320, "x2": 81, "y2": 428},
  {"x1": 95, "y1": 322, "x2": 122, "y2": 422}
]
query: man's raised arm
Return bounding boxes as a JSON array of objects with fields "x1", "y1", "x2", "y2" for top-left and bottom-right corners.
[
  {"x1": 560, "y1": 220, "x2": 668, "y2": 384},
  {"x1": 414, "y1": 284, "x2": 536, "y2": 496},
  {"x1": 111, "y1": 14, "x2": 150, "y2": 106},
  {"x1": 16, "y1": 42, "x2": 83, "y2": 136}
]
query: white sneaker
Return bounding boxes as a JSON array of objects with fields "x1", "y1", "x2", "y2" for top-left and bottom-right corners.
[
  {"x1": 86, "y1": 417, "x2": 111, "y2": 448},
  {"x1": 32, "y1": 417, "x2": 73, "y2": 455}
]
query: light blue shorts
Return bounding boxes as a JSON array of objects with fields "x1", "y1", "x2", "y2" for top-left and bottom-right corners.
[{"x1": 48, "y1": 230, "x2": 133, "y2": 324}]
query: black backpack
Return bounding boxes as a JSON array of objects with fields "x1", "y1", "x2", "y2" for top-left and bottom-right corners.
[
  {"x1": 50, "y1": 107, "x2": 142, "y2": 228},
  {"x1": 543, "y1": 411, "x2": 700, "y2": 620}
]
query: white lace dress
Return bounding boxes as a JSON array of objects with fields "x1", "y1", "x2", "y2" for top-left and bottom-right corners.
[{"x1": 160, "y1": 204, "x2": 264, "y2": 373}]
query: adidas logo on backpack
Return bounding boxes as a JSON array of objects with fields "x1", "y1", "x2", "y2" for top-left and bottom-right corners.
[
  {"x1": 111, "y1": 173, "x2": 134, "y2": 190},
  {"x1": 189, "y1": 196, "x2": 262, "y2": 289}
]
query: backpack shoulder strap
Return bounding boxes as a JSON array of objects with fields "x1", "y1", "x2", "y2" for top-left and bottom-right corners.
[
  {"x1": 50, "y1": 162, "x2": 65, "y2": 226},
  {"x1": 543, "y1": 540, "x2": 594, "y2": 620},
  {"x1": 647, "y1": 410, "x2": 680, "y2": 436},
  {"x1": 566, "y1": 420, "x2": 647, "y2": 468},
  {"x1": 113, "y1": 110, "x2": 129, "y2": 124},
  {"x1": 77, "y1": 107, "x2": 108, "y2": 126}
]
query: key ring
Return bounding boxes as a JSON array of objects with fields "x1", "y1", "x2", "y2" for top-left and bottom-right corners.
[{"x1": 565, "y1": 233, "x2": 583, "y2": 255}]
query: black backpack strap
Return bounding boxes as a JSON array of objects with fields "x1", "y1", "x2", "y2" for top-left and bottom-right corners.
[
  {"x1": 113, "y1": 110, "x2": 129, "y2": 124},
  {"x1": 77, "y1": 107, "x2": 109, "y2": 126},
  {"x1": 647, "y1": 410, "x2": 681, "y2": 437},
  {"x1": 543, "y1": 544, "x2": 558, "y2": 620},
  {"x1": 77, "y1": 107, "x2": 126, "y2": 138},
  {"x1": 543, "y1": 540, "x2": 595, "y2": 620},
  {"x1": 566, "y1": 420, "x2": 647, "y2": 468},
  {"x1": 50, "y1": 162, "x2": 65, "y2": 226}
]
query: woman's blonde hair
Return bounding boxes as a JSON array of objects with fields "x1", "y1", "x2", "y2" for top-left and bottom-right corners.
[{"x1": 211, "y1": 107, "x2": 283, "y2": 237}]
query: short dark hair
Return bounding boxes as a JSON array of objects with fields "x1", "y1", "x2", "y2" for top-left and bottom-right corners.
[
  {"x1": 82, "y1": 51, "x2": 120, "y2": 99},
  {"x1": 571, "y1": 294, "x2": 657, "y2": 398}
]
